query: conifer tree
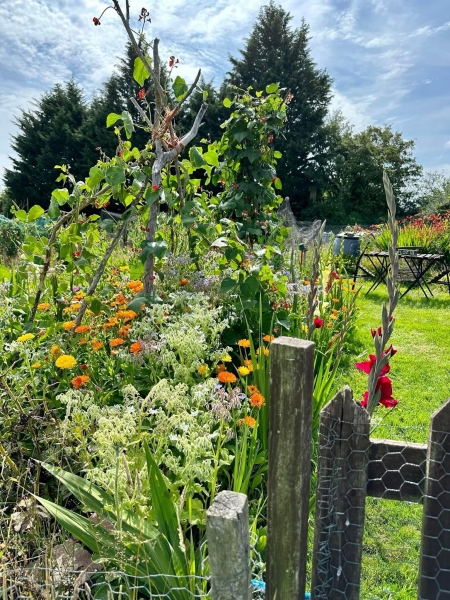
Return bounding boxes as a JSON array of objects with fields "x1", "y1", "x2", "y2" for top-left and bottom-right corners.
[
  {"x1": 4, "y1": 79, "x2": 87, "y2": 209},
  {"x1": 227, "y1": 1, "x2": 332, "y2": 215}
]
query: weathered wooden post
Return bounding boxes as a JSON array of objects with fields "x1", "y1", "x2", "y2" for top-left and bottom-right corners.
[
  {"x1": 266, "y1": 337, "x2": 315, "y2": 600},
  {"x1": 206, "y1": 491, "x2": 252, "y2": 600},
  {"x1": 418, "y1": 398, "x2": 450, "y2": 599},
  {"x1": 311, "y1": 386, "x2": 370, "y2": 600}
]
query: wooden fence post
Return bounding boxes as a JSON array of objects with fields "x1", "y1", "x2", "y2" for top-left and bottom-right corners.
[
  {"x1": 206, "y1": 491, "x2": 252, "y2": 600},
  {"x1": 418, "y1": 398, "x2": 450, "y2": 600},
  {"x1": 266, "y1": 337, "x2": 315, "y2": 600},
  {"x1": 311, "y1": 386, "x2": 370, "y2": 600}
]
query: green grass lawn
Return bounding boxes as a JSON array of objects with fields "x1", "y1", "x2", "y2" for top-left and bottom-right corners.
[{"x1": 333, "y1": 282, "x2": 450, "y2": 598}]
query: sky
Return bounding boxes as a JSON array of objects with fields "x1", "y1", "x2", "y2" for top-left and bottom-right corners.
[{"x1": 0, "y1": 0, "x2": 449, "y2": 183}]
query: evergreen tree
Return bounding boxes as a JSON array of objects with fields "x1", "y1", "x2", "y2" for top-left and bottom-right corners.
[
  {"x1": 227, "y1": 1, "x2": 332, "y2": 216},
  {"x1": 4, "y1": 79, "x2": 87, "y2": 210}
]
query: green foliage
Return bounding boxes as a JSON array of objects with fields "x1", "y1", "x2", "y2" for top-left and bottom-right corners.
[{"x1": 227, "y1": 0, "x2": 332, "y2": 214}]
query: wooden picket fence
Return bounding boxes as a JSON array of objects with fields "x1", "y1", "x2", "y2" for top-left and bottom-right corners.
[{"x1": 206, "y1": 337, "x2": 450, "y2": 600}]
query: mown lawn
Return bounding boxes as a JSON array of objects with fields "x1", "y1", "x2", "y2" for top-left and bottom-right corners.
[{"x1": 335, "y1": 282, "x2": 450, "y2": 598}]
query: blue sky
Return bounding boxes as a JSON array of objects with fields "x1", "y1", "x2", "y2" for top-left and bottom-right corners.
[{"x1": 0, "y1": 0, "x2": 449, "y2": 182}]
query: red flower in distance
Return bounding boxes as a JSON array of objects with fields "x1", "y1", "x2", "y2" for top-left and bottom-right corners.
[
  {"x1": 93, "y1": 17, "x2": 100, "y2": 25},
  {"x1": 138, "y1": 88, "x2": 147, "y2": 100},
  {"x1": 314, "y1": 317, "x2": 324, "y2": 328},
  {"x1": 169, "y1": 55, "x2": 179, "y2": 67},
  {"x1": 152, "y1": 184, "x2": 158, "y2": 191},
  {"x1": 361, "y1": 376, "x2": 398, "y2": 409}
]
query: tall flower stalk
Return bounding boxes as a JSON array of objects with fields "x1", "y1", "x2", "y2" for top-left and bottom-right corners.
[{"x1": 365, "y1": 172, "x2": 400, "y2": 415}]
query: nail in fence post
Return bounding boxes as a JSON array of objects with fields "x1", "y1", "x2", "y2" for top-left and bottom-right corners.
[
  {"x1": 266, "y1": 337, "x2": 315, "y2": 600},
  {"x1": 418, "y1": 397, "x2": 450, "y2": 600},
  {"x1": 206, "y1": 491, "x2": 252, "y2": 600}
]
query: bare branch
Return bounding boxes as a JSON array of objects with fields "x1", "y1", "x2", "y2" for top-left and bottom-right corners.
[{"x1": 130, "y1": 97, "x2": 153, "y2": 130}]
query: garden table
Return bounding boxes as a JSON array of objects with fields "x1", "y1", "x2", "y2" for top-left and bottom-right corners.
[{"x1": 354, "y1": 250, "x2": 450, "y2": 298}]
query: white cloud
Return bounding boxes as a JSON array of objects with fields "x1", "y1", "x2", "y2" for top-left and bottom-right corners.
[{"x1": 445, "y1": 140, "x2": 450, "y2": 149}]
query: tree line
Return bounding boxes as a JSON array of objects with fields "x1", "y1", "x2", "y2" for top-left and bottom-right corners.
[{"x1": 1, "y1": 2, "x2": 448, "y2": 224}]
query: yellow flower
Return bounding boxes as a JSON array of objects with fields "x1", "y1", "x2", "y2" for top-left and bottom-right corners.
[
  {"x1": 238, "y1": 366, "x2": 250, "y2": 376},
  {"x1": 331, "y1": 308, "x2": 338, "y2": 315},
  {"x1": 256, "y1": 347, "x2": 270, "y2": 356},
  {"x1": 62, "y1": 321, "x2": 76, "y2": 331},
  {"x1": 301, "y1": 325, "x2": 308, "y2": 334},
  {"x1": 238, "y1": 339, "x2": 251, "y2": 348},
  {"x1": 55, "y1": 355, "x2": 77, "y2": 369},
  {"x1": 50, "y1": 345, "x2": 63, "y2": 358},
  {"x1": 243, "y1": 359, "x2": 254, "y2": 372},
  {"x1": 31, "y1": 362, "x2": 41, "y2": 369},
  {"x1": 198, "y1": 364, "x2": 208, "y2": 376},
  {"x1": 332, "y1": 298, "x2": 339, "y2": 303},
  {"x1": 119, "y1": 265, "x2": 129, "y2": 271},
  {"x1": 222, "y1": 353, "x2": 232, "y2": 362},
  {"x1": 17, "y1": 333, "x2": 35, "y2": 342},
  {"x1": 37, "y1": 302, "x2": 50, "y2": 310}
]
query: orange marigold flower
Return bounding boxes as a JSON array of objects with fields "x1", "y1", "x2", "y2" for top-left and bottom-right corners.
[
  {"x1": 104, "y1": 318, "x2": 118, "y2": 328},
  {"x1": 256, "y1": 347, "x2": 270, "y2": 356},
  {"x1": 247, "y1": 385, "x2": 260, "y2": 395},
  {"x1": 126, "y1": 280, "x2": 144, "y2": 293},
  {"x1": 130, "y1": 341, "x2": 143, "y2": 354},
  {"x1": 238, "y1": 339, "x2": 251, "y2": 348},
  {"x1": 217, "y1": 371, "x2": 237, "y2": 384},
  {"x1": 37, "y1": 302, "x2": 50, "y2": 310},
  {"x1": 78, "y1": 337, "x2": 88, "y2": 345},
  {"x1": 71, "y1": 375, "x2": 90, "y2": 389},
  {"x1": 331, "y1": 308, "x2": 338, "y2": 315},
  {"x1": 62, "y1": 321, "x2": 76, "y2": 331},
  {"x1": 109, "y1": 338, "x2": 125, "y2": 347},
  {"x1": 118, "y1": 325, "x2": 131, "y2": 338},
  {"x1": 216, "y1": 363, "x2": 227, "y2": 373},
  {"x1": 238, "y1": 416, "x2": 256, "y2": 427},
  {"x1": 75, "y1": 325, "x2": 90, "y2": 333},
  {"x1": 91, "y1": 339, "x2": 103, "y2": 351},
  {"x1": 179, "y1": 278, "x2": 189, "y2": 286},
  {"x1": 263, "y1": 335, "x2": 275, "y2": 342},
  {"x1": 250, "y1": 392, "x2": 265, "y2": 408},
  {"x1": 332, "y1": 298, "x2": 340, "y2": 303}
]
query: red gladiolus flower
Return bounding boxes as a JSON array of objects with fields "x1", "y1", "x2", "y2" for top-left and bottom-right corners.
[
  {"x1": 314, "y1": 317, "x2": 324, "y2": 328},
  {"x1": 385, "y1": 344, "x2": 397, "y2": 357},
  {"x1": 371, "y1": 326, "x2": 382, "y2": 338},
  {"x1": 361, "y1": 376, "x2": 398, "y2": 409},
  {"x1": 93, "y1": 17, "x2": 100, "y2": 25},
  {"x1": 356, "y1": 354, "x2": 390, "y2": 375}
]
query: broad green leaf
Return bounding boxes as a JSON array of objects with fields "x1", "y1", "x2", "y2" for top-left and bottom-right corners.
[
  {"x1": 99, "y1": 219, "x2": 115, "y2": 233},
  {"x1": 14, "y1": 210, "x2": 27, "y2": 222},
  {"x1": 105, "y1": 166, "x2": 126, "y2": 187},
  {"x1": 189, "y1": 146, "x2": 206, "y2": 168},
  {"x1": 203, "y1": 150, "x2": 220, "y2": 167},
  {"x1": 203, "y1": 90, "x2": 209, "y2": 101},
  {"x1": 86, "y1": 166, "x2": 104, "y2": 189},
  {"x1": 140, "y1": 240, "x2": 168, "y2": 262},
  {"x1": 144, "y1": 187, "x2": 160, "y2": 207},
  {"x1": 27, "y1": 205, "x2": 45, "y2": 222},
  {"x1": 266, "y1": 83, "x2": 279, "y2": 94},
  {"x1": 220, "y1": 277, "x2": 237, "y2": 294},
  {"x1": 121, "y1": 111, "x2": 135, "y2": 140},
  {"x1": 106, "y1": 112, "x2": 122, "y2": 128},
  {"x1": 133, "y1": 56, "x2": 150, "y2": 86},
  {"x1": 273, "y1": 150, "x2": 282, "y2": 159},
  {"x1": 48, "y1": 199, "x2": 60, "y2": 218},
  {"x1": 172, "y1": 75, "x2": 188, "y2": 100},
  {"x1": 273, "y1": 176, "x2": 282, "y2": 190},
  {"x1": 234, "y1": 131, "x2": 248, "y2": 143},
  {"x1": 223, "y1": 98, "x2": 232, "y2": 108},
  {"x1": 0, "y1": 265, "x2": 11, "y2": 281},
  {"x1": 240, "y1": 275, "x2": 260, "y2": 299},
  {"x1": 51, "y1": 188, "x2": 69, "y2": 205}
]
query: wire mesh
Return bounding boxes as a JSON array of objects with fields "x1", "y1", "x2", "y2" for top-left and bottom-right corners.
[{"x1": 311, "y1": 391, "x2": 450, "y2": 600}]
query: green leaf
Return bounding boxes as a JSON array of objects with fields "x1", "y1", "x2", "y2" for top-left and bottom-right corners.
[
  {"x1": 14, "y1": 210, "x2": 27, "y2": 222},
  {"x1": 172, "y1": 75, "x2": 188, "y2": 100},
  {"x1": 266, "y1": 83, "x2": 279, "y2": 94},
  {"x1": 127, "y1": 293, "x2": 163, "y2": 312},
  {"x1": 133, "y1": 56, "x2": 150, "y2": 86},
  {"x1": 105, "y1": 166, "x2": 126, "y2": 187},
  {"x1": 189, "y1": 146, "x2": 206, "y2": 168},
  {"x1": 203, "y1": 90, "x2": 209, "y2": 101},
  {"x1": 121, "y1": 111, "x2": 135, "y2": 139},
  {"x1": 273, "y1": 150, "x2": 282, "y2": 159},
  {"x1": 106, "y1": 112, "x2": 122, "y2": 128},
  {"x1": 274, "y1": 177, "x2": 282, "y2": 190},
  {"x1": 203, "y1": 150, "x2": 220, "y2": 167},
  {"x1": 144, "y1": 187, "x2": 160, "y2": 207},
  {"x1": 140, "y1": 240, "x2": 168, "y2": 262},
  {"x1": 27, "y1": 205, "x2": 45, "y2": 222},
  {"x1": 99, "y1": 219, "x2": 115, "y2": 233},
  {"x1": 0, "y1": 265, "x2": 11, "y2": 281},
  {"x1": 220, "y1": 277, "x2": 237, "y2": 294},
  {"x1": 233, "y1": 131, "x2": 248, "y2": 143},
  {"x1": 87, "y1": 166, "x2": 104, "y2": 189},
  {"x1": 223, "y1": 98, "x2": 232, "y2": 108},
  {"x1": 51, "y1": 188, "x2": 69, "y2": 206},
  {"x1": 240, "y1": 275, "x2": 260, "y2": 299},
  {"x1": 48, "y1": 199, "x2": 60, "y2": 218}
]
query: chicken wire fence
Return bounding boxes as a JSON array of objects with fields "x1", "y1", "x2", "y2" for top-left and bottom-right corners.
[
  {"x1": 310, "y1": 389, "x2": 450, "y2": 600},
  {"x1": 1, "y1": 538, "x2": 266, "y2": 600}
]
